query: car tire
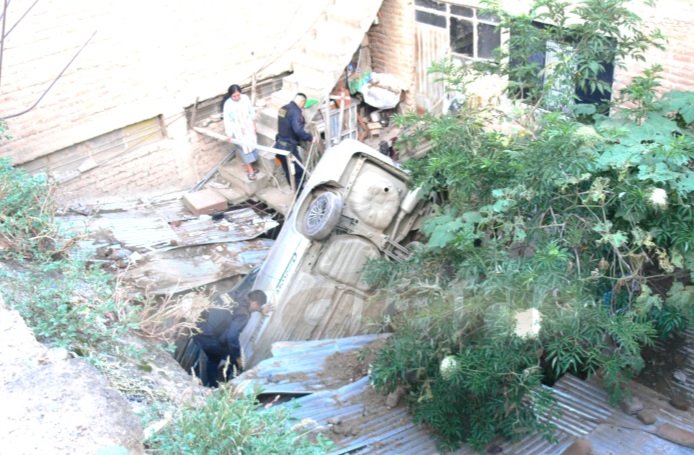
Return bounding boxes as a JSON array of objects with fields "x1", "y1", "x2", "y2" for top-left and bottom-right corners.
[{"x1": 299, "y1": 190, "x2": 343, "y2": 240}]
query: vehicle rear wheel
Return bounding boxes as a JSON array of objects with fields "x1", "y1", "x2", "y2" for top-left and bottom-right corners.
[{"x1": 299, "y1": 190, "x2": 343, "y2": 240}]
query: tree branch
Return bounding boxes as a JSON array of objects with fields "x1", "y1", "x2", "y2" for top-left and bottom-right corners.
[{"x1": 1, "y1": 29, "x2": 96, "y2": 120}]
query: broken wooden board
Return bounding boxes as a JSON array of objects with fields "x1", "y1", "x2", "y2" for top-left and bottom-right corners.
[
  {"x1": 58, "y1": 212, "x2": 179, "y2": 251},
  {"x1": 57, "y1": 207, "x2": 278, "y2": 252},
  {"x1": 170, "y1": 208, "x2": 279, "y2": 248},
  {"x1": 122, "y1": 238, "x2": 274, "y2": 295}
]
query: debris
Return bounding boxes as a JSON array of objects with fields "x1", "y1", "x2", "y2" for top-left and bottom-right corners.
[
  {"x1": 327, "y1": 416, "x2": 342, "y2": 426},
  {"x1": 385, "y1": 385, "x2": 406, "y2": 408},
  {"x1": 143, "y1": 412, "x2": 172, "y2": 440},
  {"x1": 121, "y1": 239, "x2": 273, "y2": 295},
  {"x1": 78, "y1": 157, "x2": 98, "y2": 173},
  {"x1": 637, "y1": 409, "x2": 657, "y2": 425},
  {"x1": 669, "y1": 390, "x2": 689, "y2": 411},
  {"x1": 128, "y1": 252, "x2": 143, "y2": 264},
  {"x1": 183, "y1": 189, "x2": 228, "y2": 216},
  {"x1": 655, "y1": 423, "x2": 694, "y2": 448},
  {"x1": 620, "y1": 395, "x2": 644, "y2": 414},
  {"x1": 673, "y1": 370, "x2": 687, "y2": 384},
  {"x1": 514, "y1": 308, "x2": 542, "y2": 338},
  {"x1": 560, "y1": 438, "x2": 592, "y2": 455}
]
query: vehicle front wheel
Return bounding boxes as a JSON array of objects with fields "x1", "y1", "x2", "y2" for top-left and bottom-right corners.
[{"x1": 299, "y1": 190, "x2": 343, "y2": 240}]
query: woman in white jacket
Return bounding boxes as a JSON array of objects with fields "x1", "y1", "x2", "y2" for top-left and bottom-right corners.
[{"x1": 221, "y1": 84, "x2": 259, "y2": 180}]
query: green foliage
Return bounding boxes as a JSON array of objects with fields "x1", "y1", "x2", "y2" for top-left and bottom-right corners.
[
  {"x1": 1, "y1": 256, "x2": 140, "y2": 355},
  {"x1": 481, "y1": 0, "x2": 665, "y2": 112},
  {"x1": 0, "y1": 157, "x2": 59, "y2": 260},
  {"x1": 0, "y1": 154, "x2": 141, "y2": 356},
  {"x1": 367, "y1": 1, "x2": 691, "y2": 449},
  {"x1": 370, "y1": 297, "x2": 556, "y2": 450},
  {"x1": 146, "y1": 386, "x2": 332, "y2": 455},
  {"x1": 618, "y1": 65, "x2": 663, "y2": 122}
]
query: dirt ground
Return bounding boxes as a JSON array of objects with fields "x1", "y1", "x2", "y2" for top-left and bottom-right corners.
[
  {"x1": 319, "y1": 337, "x2": 388, "y2": 388},
  {"x1": 0, "y1": 291, "x2": 207, "y2": 455},
  {"x1": 0, "y1": 298, "x2": 145, "y2": 454}
]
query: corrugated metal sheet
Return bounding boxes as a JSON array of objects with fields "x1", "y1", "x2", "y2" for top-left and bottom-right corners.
[
  {"x1": 656, "y1": 329, "x2": 694, "y2": 406},
  {"x1": 287, "y1": 377, "x2": 441, "y2": 455},
  {"x1": 248, "y1": 335, "x2": 693, "y2": 454},
  {"x1": 59, "y1": 211, "x2": 178, "y2": 250},
  {"x1": 58, "y1": 206, "x2": 277, "y2": 251},
  {"x1": 231, "y1": 334, "x2": 389, "y2": 395}
]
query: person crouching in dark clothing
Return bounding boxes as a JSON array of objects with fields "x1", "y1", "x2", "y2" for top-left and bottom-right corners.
[
  {"x1": 274, "y1": 92, "x2": 314, "y2": 191},
  {"x1": 194, "y1": 289, "x2": 268, "y2": 387}
]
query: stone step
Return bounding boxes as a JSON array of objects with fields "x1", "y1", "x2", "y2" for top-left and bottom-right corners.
[
  {"x1": 218, "y1": 157, "x2": 271, "y2": 197},
  {"x1": 282, "y1": 73, "x2": 332, "y2": 100},
  {"x1": 209, "y1": 186, "x2": 247, "y2": 205},
  {"x1": 255, "y1": 120, "x2": 276, "y2": 147},
  {"x1": 253, "y1": 186, "x2": 295, "y2": 216}
]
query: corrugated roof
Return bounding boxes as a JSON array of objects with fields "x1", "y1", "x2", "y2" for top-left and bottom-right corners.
[
  {"x1": 232, "y1": 334, "x2": 389, "y2": 395},
  {"x1": 123, "y1": 238, "x2": 273, "y2": 295},
  {"x1": 242, "y1": 335, "x2": 694, "y2": 454},
  {"x1": 656, "y1": 329, "x2": 694, "y2": 406},
  {"x1": 288, "y1": 376, "x2": 440, "y2": 455},
  {"x1": 58, "y1": 205, "x2": 278, "y2": 251}
]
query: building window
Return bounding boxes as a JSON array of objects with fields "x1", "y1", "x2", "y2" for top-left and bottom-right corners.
[
  {"x1": 414, "y1": 0, "x2": 501, "y2": 61},
  {"x1": 509, "y1": 22, "x2": 614, "y2": 108}
]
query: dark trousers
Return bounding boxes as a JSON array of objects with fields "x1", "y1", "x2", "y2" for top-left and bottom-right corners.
[
  {"x1": 194, "y1": 335, "x2": 239, "y2": 387},
  {"x1": 275, "y1": 141, "x2": 304, "y2": 190}
]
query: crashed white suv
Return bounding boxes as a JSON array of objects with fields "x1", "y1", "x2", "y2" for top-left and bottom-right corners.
[{"x1": 241, "y1": 139, "x2": 428, "y2": 366}]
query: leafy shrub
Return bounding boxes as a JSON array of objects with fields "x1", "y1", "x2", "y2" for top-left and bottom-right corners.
[
  {"x1": 367, "y1": 0, "x2": 692, "y2": 449},
  {"x1": 146, "y1": 386, "x2": 332, "y2": 455},
  {"x1": 2, "y1": 256, "x2": 140, "y2": 355},
  {"x1": 0, "y1": 157, "x2": 59, "y2": 260}
]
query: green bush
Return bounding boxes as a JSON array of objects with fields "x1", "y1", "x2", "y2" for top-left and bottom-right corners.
[
  {"x1": 0, "y1": 157, "x2": 58, "y2": 260},
  {"x1": 146, "y1": 386, "x2": 332, "y2": 455},
  {"x1": 2, "y1": 256, "x2": 140, "y2": 355},
  {"x1": 366, "y1": 0, "x2": 693, "y2": 449},
  {"x1": 0, "y1": 151, "x2": 140, "y2": 355}
]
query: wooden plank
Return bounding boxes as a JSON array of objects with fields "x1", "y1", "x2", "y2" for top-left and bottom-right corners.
[{"x1": 122, "y1": 238, "x2": 274, "y2": 295}]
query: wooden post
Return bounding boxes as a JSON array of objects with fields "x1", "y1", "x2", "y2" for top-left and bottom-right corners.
[
  {"x1": 190, "y1": 97, "x2": 200, "y2": 128},
  {"x1": 251, "y1": 74, "x2": 257, "y2": 107},
  {"x1": 287, "y1": 154, "x2": 296, "y2": 195}
]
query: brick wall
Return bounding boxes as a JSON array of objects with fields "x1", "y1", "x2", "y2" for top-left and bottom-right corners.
[
  {"x1": 371, "y1": 0, "x2": 694, "y2": 113},
  {"x1": 612, "y1": 0, "x2": 694, "y2": 96},
  {"x1": 368, "y1": 0, "x2": 417, "y2": 111}
]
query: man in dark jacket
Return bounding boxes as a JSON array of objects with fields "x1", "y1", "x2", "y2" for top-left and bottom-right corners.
[
  {"x1": 274, "y1": 92, "x2": 315, "y2": 190},
  {"x1": 194, "y1": 289, "x2": 268, "y2": 386}
]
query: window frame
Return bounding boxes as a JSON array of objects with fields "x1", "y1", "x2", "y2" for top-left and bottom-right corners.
[{"x1": 414, "y1": 1, "x2": 501, "y2": 62}]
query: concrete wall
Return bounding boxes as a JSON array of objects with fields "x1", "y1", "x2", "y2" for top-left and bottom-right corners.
[{"x1": 0, "y1": 0, "x2": 326, "y2": 205}]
